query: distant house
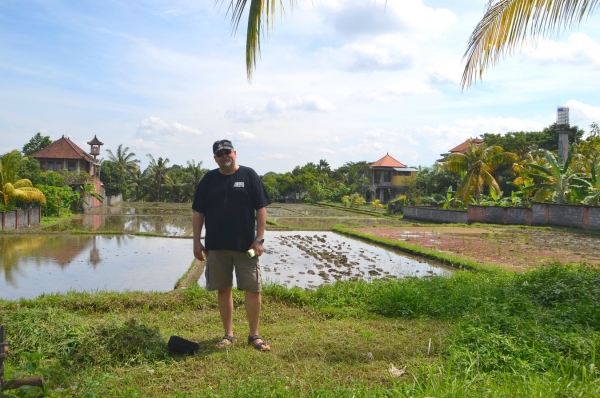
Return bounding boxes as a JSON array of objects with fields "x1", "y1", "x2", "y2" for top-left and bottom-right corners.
[
  {"x1": 31, "y1": 135, "x2": 104, "y2": 209},
  {"x1": 366, "y1": 153, "x2": 418, "y2": 203},
  {"x1": 438, "y1": 137, "x2": 484, "y2": 162},
  {"x1": 31, "y1": 135, "x2": 101, "y2": 175}
]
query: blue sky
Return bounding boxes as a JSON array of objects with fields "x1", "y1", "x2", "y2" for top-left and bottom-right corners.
[{"x1": 1, "y1": 0, "x2": 599, "y2": 175}]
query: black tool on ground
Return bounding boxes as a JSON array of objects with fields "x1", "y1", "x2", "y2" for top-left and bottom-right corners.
[
  {"x1": 167, "y1": 336, "x2": 200, "y2": 355},
  {"x1": 1, "y1": 324, "x2": 45, "y2": 397}
]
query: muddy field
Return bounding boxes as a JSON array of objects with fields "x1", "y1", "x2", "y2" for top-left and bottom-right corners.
[{"x1": 355, "y1": 225, "x2": 600, "y2": 271}]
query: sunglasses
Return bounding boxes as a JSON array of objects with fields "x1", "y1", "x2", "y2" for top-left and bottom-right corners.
[{"x1": 215, "y1": 149, "x2": 232, "y2": 157}]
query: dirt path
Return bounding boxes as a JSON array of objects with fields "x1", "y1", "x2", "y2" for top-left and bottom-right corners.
[{"x1": 354, "y1": 225, "x2": 600, "y2": 271}]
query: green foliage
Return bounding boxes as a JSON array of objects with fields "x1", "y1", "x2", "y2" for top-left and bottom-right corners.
[
  {"x1": 37, "y1": 171, "x2": 65, "y2": 187},
  {"x1": 16, "y1": 157, "x2": 42, "y2": 185},
  {"x1": 22, "y1": 132, "x2": 52, "y2": 156},
  {"x1": 36, "y1": 184, "x2": 76, "y2": 216},
  {"x1": 445, "y1": 141, "x2": 518, "y2": 204},
  {"x1": 414, "y1": 163, "x2": 461, "y2": 198},
  {"x1": 482, "y1": 124, "x2": 584, "y2": 157},
  {"x1": 521, "y1": 149, "x2": 591, "y2": 204},
  {"x1": 99, "y1": 160, "x2": 127, "y2": 196}
]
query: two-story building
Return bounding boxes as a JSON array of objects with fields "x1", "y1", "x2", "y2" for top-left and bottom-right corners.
[
  {"x1": 31, "y1": 135, "x2": 103, "y2": 175},
  {"x1": 366, "y1": 153, "x2": 418, "y2": 203},
  {"x1": 31, "y1": 135, "x2": 104, "y2": 208}
]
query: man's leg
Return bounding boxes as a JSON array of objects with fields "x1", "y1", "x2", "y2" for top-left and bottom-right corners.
[
  {"x1": 245, "y1": 291, "x2": 270, "y2": 350},
  {"x1": 217, "y1": 286, "x2": 234, "y2": 347}
]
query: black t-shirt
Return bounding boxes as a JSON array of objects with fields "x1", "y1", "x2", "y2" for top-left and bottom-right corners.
[{"x1": 192, "y1": 165, "x2": 271, "y2": 252}]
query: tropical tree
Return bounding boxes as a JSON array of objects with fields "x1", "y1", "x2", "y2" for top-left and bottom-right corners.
[
  {"x1": 444, "y1": 141, "x2": 519, "y2": 204},
  {"x1": 146, "y1": 154, "x2": 171, "y2": 201},
  {"x1": 22, "y1": 132, "x2": 52, "y2": 156},
  {"x1": 106, "y1": 144, "x2": 140, "y2": 174},
  {"x1": 462, "y1": 1, "x2": 599, "y2": 88},
  {"x1": 518, "y1": 149, "x2": 590, "y2": 204}
]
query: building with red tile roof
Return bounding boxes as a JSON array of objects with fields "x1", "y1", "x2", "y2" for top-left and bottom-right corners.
[
  {"x1": 438, "y1": 137, "x2": 484, "y2": 162},
  {"x1": 31, "y1": 135, "x2": 99, "y2": 175},
  {"x1": 367, "y1": 153, "x2": 418, "y2": 203}
]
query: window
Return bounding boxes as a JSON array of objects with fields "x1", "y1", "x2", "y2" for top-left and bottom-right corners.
[
  {"x1": 383, "y1": 172, "x2": 391, "y2": 182},
  {"x1": 47, "y1": 162, "x2": 54, "y2": 171},
  {"x1": 56, "y1": 162, "x2": 62, "y2": 170},
  {"x1": 68, "y1": 161, "x2": 76, "y2": 171}
]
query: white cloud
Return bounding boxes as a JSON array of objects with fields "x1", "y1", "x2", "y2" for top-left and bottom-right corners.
[
  {"x1": 226, "y1": 94, "x2": 336, "y2": 122},
  {"x1": 330, "y1": 35, "x2": 415, "y2": 71},
  {"x1": 320, "y1": 0, "x2": 456, "y2": 37},
  {"x1": 565, "y1": 100, "x2": 600, "y2": 129},
  {"x1": 235, "y1": 131, "x2": 257, "y2": 141},
  {"x1": 524, "y1": 33, "x2": 600, "y2": 67},
  {"x1": 133, "y1": 117, "x2": 202, "y2": 154},
  {"x1": 357, "y1": 81, "x2": 438, "y2": 101}
]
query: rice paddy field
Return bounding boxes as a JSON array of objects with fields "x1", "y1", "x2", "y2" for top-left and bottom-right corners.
[{"x1": 0, "y1": 202, "x2": 599, "y2": 397}]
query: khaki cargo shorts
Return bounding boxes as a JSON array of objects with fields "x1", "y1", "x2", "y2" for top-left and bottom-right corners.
[{"x1": 205, "y1": 250, "x2": 262, "y2": 292}]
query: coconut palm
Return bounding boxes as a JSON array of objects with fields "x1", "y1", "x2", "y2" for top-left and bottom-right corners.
[
  {"x1": 462, "y1": 0, "x2": 599, "y2": 88},
  {"x1": 106, "y1": 144, "x2": 140, "y2": 174},
  {"x1": 520, "y1": 149, "x2": 591, "y2": 204},
  {"x1": 146, "y1": 154, "x2": 171, "y2": 202},
  {"x1": 444, "y1": 141, "x2": 518, "y2": 204}
]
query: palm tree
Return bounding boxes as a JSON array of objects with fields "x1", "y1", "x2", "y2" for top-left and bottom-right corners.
[
  {"x1": 462, "y1": 0, "x2": 599, "y2": 88},
  {"x1": 520, "y1": 149, "x2": 591, "y2": 204},
  {"x1": 106, "y1": 144, "x2": 140, "y2": 174},
  {"x1": 146, "y1": 154, "x2": 171, "y2": 202},
  {"x1": 444, "y1": 141, "x2": 518, "y2": 204}
]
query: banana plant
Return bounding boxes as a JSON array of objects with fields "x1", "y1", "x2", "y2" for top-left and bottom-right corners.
[{"x1": 521, "y1": 150, "x2": 590, "y2": 204}]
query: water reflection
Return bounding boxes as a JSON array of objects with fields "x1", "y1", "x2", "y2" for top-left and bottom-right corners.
[
  {"x1": 0, "y1": 235, "x2": 192, "y2": 300},
  {"x1": 43, "y1": 209, "x2": 191, "y2": 236}
]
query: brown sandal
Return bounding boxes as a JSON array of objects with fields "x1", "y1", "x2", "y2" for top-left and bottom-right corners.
[
  {"x1": 216, "y1": 334, "x2": 236, "y2": 349},
  {"x1": 248, "y1": 335, "x2": 271, "y2": 351}
]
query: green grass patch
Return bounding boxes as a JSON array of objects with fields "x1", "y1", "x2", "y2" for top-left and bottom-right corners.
[{"x1": 2, "y1": 266, "x2": 598, "y2": 396}]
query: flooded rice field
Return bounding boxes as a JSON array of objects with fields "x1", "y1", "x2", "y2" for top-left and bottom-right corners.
[
  {"x1": 42, "y1": 205, "x2": 192, "y2": 236},
  {"x1": 198, "y1": 231, "x2": 452, "y2": 290},
  {"x1": 0, "y1": 235, "x2": 192, "y2": 300}
]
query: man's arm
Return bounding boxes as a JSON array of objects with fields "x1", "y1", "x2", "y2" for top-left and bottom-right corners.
[
  {"x1": 249, "y1": 206, "x2": 267, "y2": 256},
  {"x1": 193, "y1": 211, "x2": 206, "y2": 261}
]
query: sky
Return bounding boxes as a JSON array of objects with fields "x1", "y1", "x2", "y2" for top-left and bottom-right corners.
[{"x1": 1, "y1": 0, "x2": 599, "y2": 175}]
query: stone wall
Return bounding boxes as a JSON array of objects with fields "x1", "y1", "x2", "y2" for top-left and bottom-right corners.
[
  {"x1": 403, "y1": 206, "x2": 468, "y2": 224},
  {"x1": 0, "y1": 208, "x2": 41, "y2": 230},
  {"x1": 589, "y1": 207, "x2": 600, "y2": 229}
]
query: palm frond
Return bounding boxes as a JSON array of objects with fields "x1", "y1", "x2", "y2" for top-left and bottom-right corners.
[
  {"x1": 462, "y1": 0, "x2": 599, "y2": 89},
  {"x1": 224, "y1": 0, "x2": 293, "y2": 80}
]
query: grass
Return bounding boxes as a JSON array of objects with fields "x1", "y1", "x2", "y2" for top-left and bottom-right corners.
[
  {"x1": 1, "y1": 265, "x2": 599, "y2": 397},
  {"x1": 2, "y1": 204, "x2": 599, "y2": 396}
]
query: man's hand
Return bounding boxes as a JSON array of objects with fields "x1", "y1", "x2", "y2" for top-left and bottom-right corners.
[
  {"x1": 249, "y1": 240, "x2": 264, "y2": 257},
  {"x1": 193, "y1": 241, "x2": 206, "y2": 261}
]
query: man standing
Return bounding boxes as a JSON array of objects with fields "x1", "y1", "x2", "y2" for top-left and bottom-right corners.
[{"x1": 192, "y1": 139, "x2": 271, "y2": 351}]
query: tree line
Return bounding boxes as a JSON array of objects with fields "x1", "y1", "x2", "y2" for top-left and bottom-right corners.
[{"x1": 2, "y1": 123, "x2": 599, "y2": 217}]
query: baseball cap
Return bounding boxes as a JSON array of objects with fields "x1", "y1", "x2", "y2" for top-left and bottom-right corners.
[{"x1": 213, "y1": 139, "x2": 234, "y2": 155}]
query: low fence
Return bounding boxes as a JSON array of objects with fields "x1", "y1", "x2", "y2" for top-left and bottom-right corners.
[
  {"x1": 0, "y1": 207, "x2": 42, "y2": 230},
  {"x1": 404, "y1": 204, "x2": 600, "y2": 230},
  {"x1": 403, "y1": 206, "x2": 468, "y2": 224}
]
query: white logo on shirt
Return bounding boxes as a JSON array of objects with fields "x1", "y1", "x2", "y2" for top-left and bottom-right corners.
[{"x1": 234, "y1": 182, "x2": 244, "y2": 188}]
